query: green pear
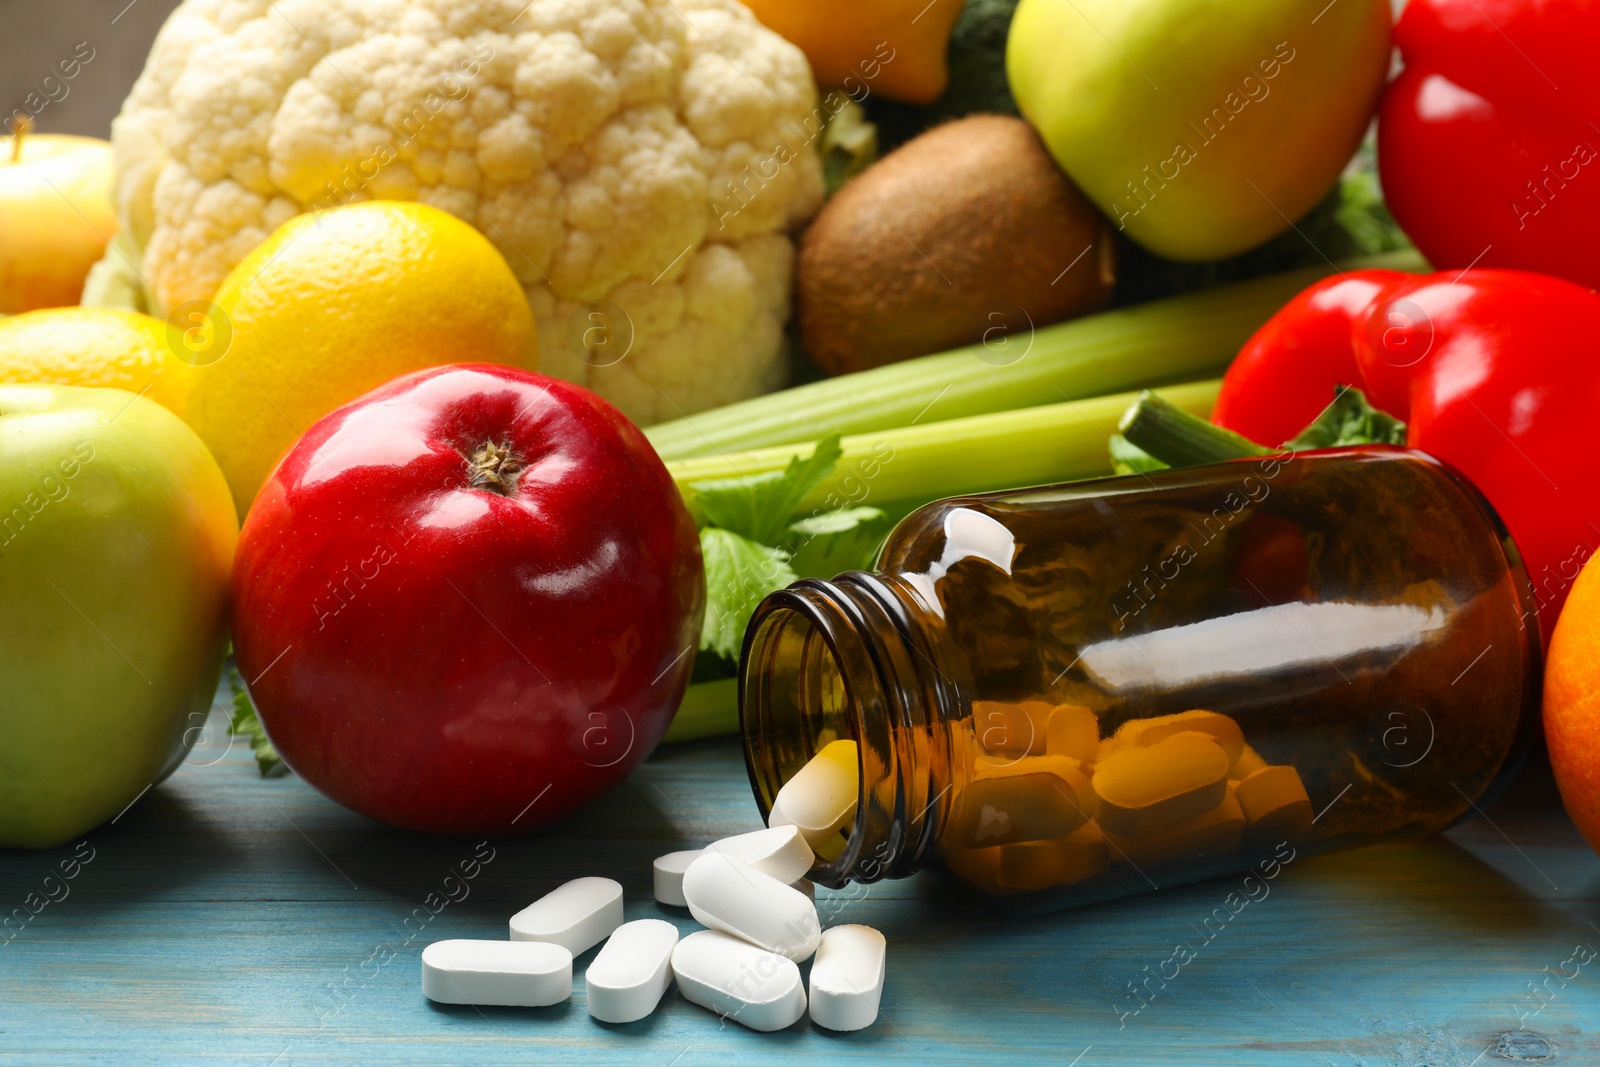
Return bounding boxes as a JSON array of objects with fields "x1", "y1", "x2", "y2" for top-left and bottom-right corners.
[{"x1": 1008, "y1": 0, "x2": 1391, "y2": 261}]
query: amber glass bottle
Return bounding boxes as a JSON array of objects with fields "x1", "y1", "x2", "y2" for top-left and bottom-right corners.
[{"x1": 740, "y1": 447, "x2": 1541, "y2": 911}]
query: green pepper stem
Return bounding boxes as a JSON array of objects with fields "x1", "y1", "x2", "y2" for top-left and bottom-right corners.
[{"x1": 1118, "y1": 390, "x2": 1271, "y2": 467}]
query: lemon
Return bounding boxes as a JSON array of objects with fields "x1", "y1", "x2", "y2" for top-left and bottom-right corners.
[
  {"x1": 181, "y1": 201, "x2": 538, "y2": 518},
  {"x1": 0, "y1": 307, "x2": 188, "y2": 414}
]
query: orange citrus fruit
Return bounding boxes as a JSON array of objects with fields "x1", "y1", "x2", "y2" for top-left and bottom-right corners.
[
  {"x1": 180, "y1": 200, "x2": 538, "y2": 519},
  {"x1": 1543, "y1": 552, "x2": 1600, "y2": 855},
  {"x1": 0, "y1": 306, "x2": 188, "y2": 414},
  {"x1": 739, "y1": 0, "x2": 964, "y2": 104}
]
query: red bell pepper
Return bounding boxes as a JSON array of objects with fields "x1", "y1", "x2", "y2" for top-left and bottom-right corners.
[
  {"x1": 1209, "y1": 269, "x2": 1406, "y2": 446},
  {"x1": 1378, "y1": 0, "x2": 1600, "y2": 289},
  {"x1": 1210, "y1": 268, "x2": 1600, "y2": 645}
]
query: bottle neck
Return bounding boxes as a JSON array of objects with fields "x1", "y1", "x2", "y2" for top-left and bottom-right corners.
[{"x1": 739, "y1": 572, "x2": 960, "y2": 888}]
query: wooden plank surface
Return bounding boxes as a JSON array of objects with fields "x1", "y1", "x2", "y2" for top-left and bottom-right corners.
[{"x1": 3, "y1": 693, "x2": 1598, "y2": 1066}]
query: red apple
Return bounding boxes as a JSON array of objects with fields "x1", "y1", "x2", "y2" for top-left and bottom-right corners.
[{"x1": 231, "y1": 364, "x2": 704, "y2": 835}]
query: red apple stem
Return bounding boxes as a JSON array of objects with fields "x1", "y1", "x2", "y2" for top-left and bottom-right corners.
[{"x1": 467, "y1": 440, "x2": 525, "y2": 495}]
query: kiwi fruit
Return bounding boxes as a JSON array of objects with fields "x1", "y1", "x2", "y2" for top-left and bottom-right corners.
[{"x1": 796, "y1": 114, "x2": 1116, "y2": 375}]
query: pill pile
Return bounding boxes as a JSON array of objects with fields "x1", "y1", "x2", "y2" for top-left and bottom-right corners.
[
  {"x1": 420, "y1": 741, "x2": 885, "y2": 1032},
  {"x1": 945, "y1": 706, "x2": 1313, "y2": 892}
]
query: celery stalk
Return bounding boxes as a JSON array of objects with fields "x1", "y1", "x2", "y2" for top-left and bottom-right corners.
[
  {"x1": 644, "y1": 252, "x2": 1425, "y2": 460},
  {"x1": 669, "y1": 381, "x2": 1220, "y2": 516},
  {"x1": 660, "y1": 677, "x2": 740, "y2": 744}
]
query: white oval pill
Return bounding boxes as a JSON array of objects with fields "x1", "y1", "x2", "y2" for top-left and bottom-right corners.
[
  {"x1": 809, "y1": 924, "x2": 886, "y2": 1031},
  {"x1": 652, "y1": 849, "x2": 702, "y2": 908},
  {"x1": 421, "y1": 939, "x2": 572, "y2": 1007},
  {"x1": 709, "y1": 824, "x2": 815, "y2": 884},
  {"x1": 682, "y1": 851, "x2": 821, "y2": 961},
  {"x1": 769, "y1": 739, "x2": 859, "y2": 849},
  {"x1": 585, "y1": 918, "x2": 679, "y2": 1024},
  {"x1": 671, "y1": 929, "x2": 807, "y2": 1032},
  {"x1": 509, "y1": 876, "x2": 623, "y2": 955}
]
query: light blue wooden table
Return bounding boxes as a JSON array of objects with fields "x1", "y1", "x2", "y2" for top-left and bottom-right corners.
[{"x1": 4, "y1": 687, "x2": 1598, "y2": 1066}]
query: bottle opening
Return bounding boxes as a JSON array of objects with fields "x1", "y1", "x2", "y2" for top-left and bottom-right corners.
[
  {"x1": 740, "y1": 596, "x2": 865, "y2": 888},
  {"x1": 740, "y1": 575, "x2": 953, "y2": 888}
]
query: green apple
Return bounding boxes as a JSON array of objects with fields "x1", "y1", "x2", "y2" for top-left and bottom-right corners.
[
  {"x1": 1008, "y1": 0, "x2": 1391, "y2": 261},
  {"x1": 0, "y1": 385, "x2": 236, "y2": 849}
]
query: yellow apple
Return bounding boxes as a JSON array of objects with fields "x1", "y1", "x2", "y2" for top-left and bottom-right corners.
[
  {"x1": 0, "y1": 123, "x2": 118, "y2": 314},
  {"x1": 1008, "y1": 0, "x2": 1391, "y2": 261}
]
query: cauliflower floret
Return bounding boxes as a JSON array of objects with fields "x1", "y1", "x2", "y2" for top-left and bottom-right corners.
[{"x1": 108, "y1": 0, "x2": 824, "y2": 423}]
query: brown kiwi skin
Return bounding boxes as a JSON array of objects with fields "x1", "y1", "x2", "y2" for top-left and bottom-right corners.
[{"x1": 797, "y1": 114, "x2": 1116, "y2": 376}]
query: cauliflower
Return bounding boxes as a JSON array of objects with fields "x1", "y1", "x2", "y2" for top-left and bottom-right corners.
[{"x1": 105, "y1": 0, "x2": 824, "y2": 423}]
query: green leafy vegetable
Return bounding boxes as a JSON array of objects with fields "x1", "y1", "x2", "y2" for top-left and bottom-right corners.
[
  {"x1": 690, "y1": 434, "x2": 844, "y2": 545},
  {"x1": 699, "y1": 528, "x2": 798, "y2": 661},
  {"x1": 1333, "y1": 165, "x2": 1409, "y2": 262},
  {"x1": 785, "y1": 506, "x2": 891, "y2": 578},
  {"x1": 690, "y1": 434, "x2": 870, "y2": 664},
  {"x1": 79, "y1": 231, "x2": 153, "y2": 314},
  {"x1": 818, "y1": 96, "x2": 879, "y2": 195},
  {"x1": 228, "y1": 670, "x2": 287, "y2": 778}
]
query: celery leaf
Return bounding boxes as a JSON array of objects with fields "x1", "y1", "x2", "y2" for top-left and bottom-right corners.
[
  {"x1": 228, "y1": 670, "x2": 288, "y2": 778},
  {"x1": 689, "y1": 434, "x2": 843, "y2": 546},
  {"x1": 699, "y1": 528, "x2": 799, "y2": 661},
  {"x1": 785, "y1": 506, "x2": 891, "y2": 578}
]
